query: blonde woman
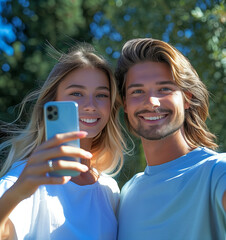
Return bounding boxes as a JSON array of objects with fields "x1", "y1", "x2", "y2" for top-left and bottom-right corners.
[{"x1": 0, "y1": 43, "x2": 125, "y2": 239}]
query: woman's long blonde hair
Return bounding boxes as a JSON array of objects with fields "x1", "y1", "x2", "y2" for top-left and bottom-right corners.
[
  {"x1": 0, "y1": 43, "x2": 126, "y2": 177},
  {"x1": 115, "y1": 38, "x2": 218, "y2": 150}
]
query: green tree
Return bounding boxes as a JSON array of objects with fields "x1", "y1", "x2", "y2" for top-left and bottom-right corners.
[{"x1": 0, "y1": 0, "x2": 106, "y2": 121}]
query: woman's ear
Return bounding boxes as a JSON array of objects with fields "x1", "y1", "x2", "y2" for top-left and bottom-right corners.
[{"x1": 184, "y1": 92, "x2": 192, "y2": 110}]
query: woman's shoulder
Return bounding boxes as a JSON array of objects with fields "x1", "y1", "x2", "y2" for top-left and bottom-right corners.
[
  {"x1": 98, "y1": 173, "x2": 120, "y2": 193},
  {"x1": 98, "y1": 173, "x2": 120, "y2": 213},
  {"x1": 1, "y1": 160, "x2": 27, "y2": 181},
  {"x1": 0, "y1": 161, "x2": 27, "y2": 197}
]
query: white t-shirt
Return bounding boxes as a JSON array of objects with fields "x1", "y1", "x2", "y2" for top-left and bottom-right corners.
[{"x1": 0, "y1": 161, "x2": 120, "y2": 240}]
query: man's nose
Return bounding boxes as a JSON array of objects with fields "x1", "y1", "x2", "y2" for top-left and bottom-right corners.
[{"x1": 145, "y1": 95, "x2": 160, "y2": 110}]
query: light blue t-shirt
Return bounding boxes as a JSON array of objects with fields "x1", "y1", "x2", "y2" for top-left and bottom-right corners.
[{"x1": 118, "y1": 147, "x2": 226, "y2": 240}]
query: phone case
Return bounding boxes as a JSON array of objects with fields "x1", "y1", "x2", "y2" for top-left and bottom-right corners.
[{"x1": 44, "y1": 101, "x2": 80, "y2": 177}]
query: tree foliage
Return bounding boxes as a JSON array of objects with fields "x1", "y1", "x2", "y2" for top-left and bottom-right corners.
[
  {"x1": 0, "y1": 0, "x2": 106, "y2": 120},
  {"x1": 0, "y1": 0, "x2": 225, "y2": 187}
]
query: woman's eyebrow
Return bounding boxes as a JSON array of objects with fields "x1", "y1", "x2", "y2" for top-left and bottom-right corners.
[
  {"x1": 65, "y1": 84, "x2": 110, "y2": 91},
  {"x1": 65, "y1": 84, "x2": 85, "y2": 90},
  {"x1": 97, "y1": 86, "x2": 110, "y2": 91}
]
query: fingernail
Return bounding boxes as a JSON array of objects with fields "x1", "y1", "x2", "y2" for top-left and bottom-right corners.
[
  {"x1": 82, "y1": 165, "x2": 89, "y2": 171},
  {"x1": 85, "y1": 152, "x2": 93, "y2": 158},
  {"x1": 77, "y1": 131, "x2": 88, "y2": 136}
]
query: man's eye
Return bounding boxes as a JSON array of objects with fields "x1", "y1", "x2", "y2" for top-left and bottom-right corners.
[
  {"x1": 160, "y1": 87, "x2": 172, "y2": 92},
  {"x1": 132, "y1": 89, "x2": 143, "y2": 94}
]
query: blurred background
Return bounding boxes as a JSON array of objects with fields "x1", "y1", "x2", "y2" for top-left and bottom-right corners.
[{"x1": 0, "y1": 0, "x2": 225, "y2": 188}]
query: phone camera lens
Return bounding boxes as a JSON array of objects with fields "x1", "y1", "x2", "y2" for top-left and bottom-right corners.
[
  {"x1": 47, "y1": 106, "x2": 53, "y2": 112},
  {"x1": 48, "y1": 114, "x2": 53, "y2": 120},
  {"x1": 46, "y1": 105, "x2": 58, "y2": 120}
]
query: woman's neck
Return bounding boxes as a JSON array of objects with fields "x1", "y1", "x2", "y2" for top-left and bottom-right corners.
[
  {"x1": 80, "y1": 138, "x2": 93, "y2": 168},
  {"x1": 80, "y1": 138, "x2": 92, "y2": 152}
]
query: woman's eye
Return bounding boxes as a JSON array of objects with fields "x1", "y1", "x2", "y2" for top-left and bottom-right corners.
[
  {"x1": 70, "y1": 92, "x2": 82, "y2": 97},
  {"x1": 97, "y1": 93, "x2": 109, "y2": 98}
]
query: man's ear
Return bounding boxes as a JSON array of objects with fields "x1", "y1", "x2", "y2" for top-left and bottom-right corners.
[{"x1": 184, "y1": 92, "x2": 192, "y2": 110}]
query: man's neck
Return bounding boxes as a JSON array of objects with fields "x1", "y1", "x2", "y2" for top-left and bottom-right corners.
[{"x1": 141, "y1": 130, "x2": 192, "y2": 166}]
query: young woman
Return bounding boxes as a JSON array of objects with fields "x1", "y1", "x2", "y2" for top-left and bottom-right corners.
[{"x1": 0, "y1": 43, "x2": 125, "y2": 239}]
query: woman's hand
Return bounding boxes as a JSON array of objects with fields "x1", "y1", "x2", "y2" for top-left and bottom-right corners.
[
  {"x1": 10, "y1": 131, "x2": 91, "y2": 201},
  {"x1": 0, "y1": 131, "x2": 92, "y2": 239}
]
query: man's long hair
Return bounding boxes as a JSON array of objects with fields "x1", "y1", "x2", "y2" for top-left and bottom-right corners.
[{"x1": 115, "y1": 38, "x2": 218, "y2": 150}]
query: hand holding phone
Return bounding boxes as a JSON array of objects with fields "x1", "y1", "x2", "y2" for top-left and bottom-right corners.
[{"x1": 44, "y1": 101, "x2": 80, "y2": 177}]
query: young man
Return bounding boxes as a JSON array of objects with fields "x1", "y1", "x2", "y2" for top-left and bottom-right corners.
[{"x1": 115, "y1": 38, "x2": 226, "y2": 240}]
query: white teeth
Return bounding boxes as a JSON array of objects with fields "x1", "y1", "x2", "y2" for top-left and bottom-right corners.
[
  {"x1": 143, "y1": 115, "x2": 164, "y2": 120},
  {"x1": 80, "y1": 118, "x2": 98, "y2": 123}
]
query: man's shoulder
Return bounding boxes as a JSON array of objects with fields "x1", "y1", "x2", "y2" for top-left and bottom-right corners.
[
  {"x1": 190, "y1": 148, "x2": 226, "y2": 185},
  {"x1": 199, "y1": 147, "x2": 226, "y2": 169},
  {"x1": 190, "y1": 147, "x2": 225, "y2": 166},
  {"x1": 121, "y1": 172, "x2": 145, "y2": 194},
  {"x1": 209, "y1": 151, "x2": 226, "y2": 178},
  {"x1": 125, "y1": 171, "x2": 145, "y2": 185}
]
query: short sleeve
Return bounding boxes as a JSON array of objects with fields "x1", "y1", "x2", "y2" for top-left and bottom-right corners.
[
  {"x1": 211, "y1": 154, "x2": 226, "y2": 215},
  {"x1": 99, "y1": 175, "x2": 120, "y2": 214},
  {"x1": 0, "y1": 178, "x2": 16, "y2": 198},
  {"x1": 0, "y1": 160, "x2": 26, "y2": 198},
  {"x1": 215, "y1": 173, "x2": 226, "y2": 213}
]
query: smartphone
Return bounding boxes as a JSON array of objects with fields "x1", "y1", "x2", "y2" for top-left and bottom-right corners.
[{"x1": 44, "y1": 101, "x2": 80, "y2": 177}]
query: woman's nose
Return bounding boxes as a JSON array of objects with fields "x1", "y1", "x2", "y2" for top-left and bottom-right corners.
[{"x1": 83, "y1": 96, "x2": 96, "y2": 112}]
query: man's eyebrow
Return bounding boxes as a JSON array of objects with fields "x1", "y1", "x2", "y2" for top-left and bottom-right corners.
[
  {"x1": 65, "y1": 84, "x2": 110, "y2": 91},
  {"x1": 156, "y1": 81, "x2": 175, "y2": 85},
  {"x1": 127, "y1": 81, "x2": 175, "y2": 90},
  {"x1": 127, "y1": 83, "x2": 143, "y2": 90}
]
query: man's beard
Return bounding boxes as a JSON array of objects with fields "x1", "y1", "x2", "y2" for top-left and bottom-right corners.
[
  {"x1": 130, "y1": 121, "x2": 183, "y2": 140},
  {"x1": 130, "y1": 108, "x2": 184, "y2": 140}
]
